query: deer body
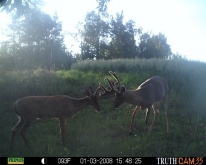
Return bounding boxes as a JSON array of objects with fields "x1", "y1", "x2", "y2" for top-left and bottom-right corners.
[
  {"x1": 10, "y1": 88, "x2": 100, "y2": 151},
  {"x1": 115, "y1": 76, "x2": 169, "y2": 134},
  {"x1": 14, "y1": 96, "x2": 94, "y2": 120},
  {"x1": 100, "y1": 72, "x2": 169, "y2": 135},
  {"x1": 117, "y1": 76, "x2": 168, "y2": 107}
]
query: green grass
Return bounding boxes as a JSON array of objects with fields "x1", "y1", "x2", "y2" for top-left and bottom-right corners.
[{"x1": 1, "y1": 58, "x2": 206, "y2": 157}]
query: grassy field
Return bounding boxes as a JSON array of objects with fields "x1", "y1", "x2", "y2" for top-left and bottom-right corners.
[{"x1": 0, "y1": 58, "x2": 206, "y2": 157}]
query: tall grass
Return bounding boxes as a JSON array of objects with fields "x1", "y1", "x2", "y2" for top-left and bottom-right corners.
[
  {"x1": 1, "y1": 58, "x2": 206, "y2": 156},
  {"x1": 72, "y1": 58, "x2": 206, "y2": 112},
  {"x1": 72, "y1": 58, "x2": 206, "y2": 75}
]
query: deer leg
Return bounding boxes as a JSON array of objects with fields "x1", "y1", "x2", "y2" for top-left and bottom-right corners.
[
  {"x1": 130, "y1": 106, "x2": 141, "y2": 135},
  {"x1": 149, "y1": 102, "x2": 159, "y2": 132},
  {"x1": 10, "y1": 117, "x2": 26, "y2": 151},
  {"x1": 164, "y1": 95, "x2": 169, "y2": 132},
  {"x1": 144, "y1": 107, "x2": 151, "y2": 134},
  {"x1": 59, "y1": 118, "x2": 66, "y2": 146},
  {"x1": 19, "y1": 119, "x2": 32, "y2": 149}
]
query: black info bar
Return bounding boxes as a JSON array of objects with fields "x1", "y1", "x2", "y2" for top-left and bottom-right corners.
[{"x1": 1, "y1": 157, "x2": 206, "y2": 165}]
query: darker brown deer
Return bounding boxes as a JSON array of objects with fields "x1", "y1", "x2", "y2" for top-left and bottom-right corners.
[
  {"x1": 10, "y1": 86, "x2": 101, "y2": 151},
  {"x1": 100, "y1": 71, "x2": 169, "y2": 135}
]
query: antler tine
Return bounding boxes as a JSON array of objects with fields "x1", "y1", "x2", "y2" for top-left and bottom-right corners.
[
  {"x1": 109, "y1": 71, "x2": 120, "y2": 83},
  {"x1": 105, "y1": 76, "x2": 115, "y2": 87},
  {"x1": 98, "y1": 76, "x2": 117, "y2": 97},
  {"x1": 85, "y1": 86, "x2": 95, "y2": 96},
  {"x1": 105, "y1": 76, "x2": 119, "y2": 92},
  {"x1": 99, "y1": 83, "x2": 107, "y2": 92},
  {"x1": 98, "y1": 83, "x2": 110, "y2": 96},
  {"x1": 109, "y1": 71, "x2": 120, "y2": 90},
  {"x1": 94, "y1": 84, "x2": 102, "y2": 96}
]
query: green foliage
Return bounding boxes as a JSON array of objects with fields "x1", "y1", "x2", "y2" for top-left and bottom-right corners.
[
  {"x1": 1, "y1": 0, "x2": 176, "y2": 67},
  {"x1": 79, "y1": 10, "x2": 142, "y2": 60},
  {"x1": 0, "y1": 0, "x2": 45, "y2": 17},
  {"x1": 77, "y1": 1, "x2": 173, "y2": 60},
  {"x1": 96, "y1": 0, "x2": 110, "y2": 14},
  {"x1": 138, "y1": 33, "x2": 172, "y2": 59},
  {"x1": 80, "y1": 10, "x2": 110, "y2": 60},
  {"x1": 0, "y1": 0, "x2": 73, "y2": 70},
  {"x1": 110, "y1": 13, "x2": 139, "y2": 59},
  {"x1": 1, "y1": 59, "x2": 206, "y2": 157}
]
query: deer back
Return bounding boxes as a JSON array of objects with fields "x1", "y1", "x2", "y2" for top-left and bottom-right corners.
[
  {"x1": 13, "y1": 96, "x2": 77, "y2": 119},
  {"x1": 138, "y1": 76, "x2": 169, "y2": 102}
]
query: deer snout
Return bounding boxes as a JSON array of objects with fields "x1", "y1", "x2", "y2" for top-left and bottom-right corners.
[{"x1": 114, "y1": 99, "x2": 123, "y2": 109}]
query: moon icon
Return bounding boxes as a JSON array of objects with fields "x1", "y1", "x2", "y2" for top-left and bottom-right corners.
[{"x1": 41, "y1": 158, "x2": 47, "y2": 164}]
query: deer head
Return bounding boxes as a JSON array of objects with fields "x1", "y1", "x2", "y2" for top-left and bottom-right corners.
[
  {"x1": 99, "y1": 71, "x2": 127, "y2": 108},
  {"x1": 113, "y1": 86, "x2": 127, "y2": 108},
  {"x1": 84, "y1": 86, "x2": 101, "y2": 111}
]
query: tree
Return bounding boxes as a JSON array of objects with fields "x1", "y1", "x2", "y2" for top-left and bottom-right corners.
[
  {"x1": 80, "y1": 10, "x2": 110, "y2": 60},
  {"x1": 0, "y1": 0, "x2": 44, "y2": 18},
  {"x1": 138, "y1": 33, "x2": 172, "y2": 59},
  {"x1": 109, "y1": 12, "x2": 139, "y2": 59},
  {"x1": 76, "y1": 0, "x2": 112, "y2": 60},
  {"x1": 1, "y1": 1, "x2": 74, "y2": 70},
  {"x1": 96, "y1": 0, "x2": 110, "y2": 14},
  {"x1": 79, "y1": 9, "x2": 141, "y2": 60}
]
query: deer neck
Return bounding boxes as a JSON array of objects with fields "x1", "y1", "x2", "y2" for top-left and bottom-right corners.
[
  {"x1": 123, "y1": 90, "x2": 143, "y2": 106},
  {"x1": 73, "y1": 97, "x2": 90, "y2": 112}
]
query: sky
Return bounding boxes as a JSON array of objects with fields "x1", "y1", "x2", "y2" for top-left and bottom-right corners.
[{"x1": 1, "y1": 0, "x2": 206, "y2": 62}]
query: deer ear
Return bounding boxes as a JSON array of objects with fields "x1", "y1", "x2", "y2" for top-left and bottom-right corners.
[{"x1": 121, "y1": 86, "x2": 126, "y2": 93}]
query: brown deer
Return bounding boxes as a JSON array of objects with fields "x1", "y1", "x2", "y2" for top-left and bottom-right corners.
[
  {"x1": 100, "y1": 71, "x2": 169, "y2": 135},
  {"x1": 10, "y1": 86, "x2": 101, "y2": 151}
]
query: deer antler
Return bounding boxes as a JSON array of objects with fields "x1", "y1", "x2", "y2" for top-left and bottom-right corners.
[
  {"x1": 99, "y1": 71, "x2": 121, "y2": 96},
  {"x1": 94, "y1": 85, "x2": 102, "y2": 96},
  {"x1": 99, "y1": 83, "x2": 114, "y2": 96},
  {"x1": 109, "y1": 71, "x2": 120, "y2": 90},
  {"x1": 84, "y1": 88, "x2": 92, "y2": 97},
  {"x1": 99, "y1": 76, "x2": 119, "y2": 96},
  {"x1": 85, "y1": 86, "x2": 101, "y2": 97},
  {"x1": 105, "y1": 77, "x2": 118, "y2": 92}
]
